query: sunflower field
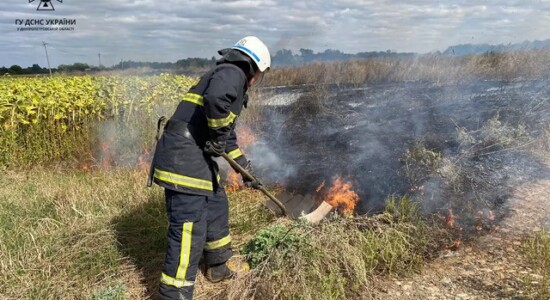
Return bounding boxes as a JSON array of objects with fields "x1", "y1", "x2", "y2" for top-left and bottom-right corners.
[{"x1": 0, "y1": 74, "x2": 197, "y2": 168}]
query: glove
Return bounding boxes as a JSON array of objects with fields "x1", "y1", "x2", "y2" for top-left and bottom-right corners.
[
  {"x1": 242, "y1": 161, "x2": 262, "y2": 189},
  {"x1": 204, "y1": 140, "x2": 226, "y2": 157}
]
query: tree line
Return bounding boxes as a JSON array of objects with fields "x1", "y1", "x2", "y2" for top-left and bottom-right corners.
[
  {"x1": 3, "y1": 48, "x2": 414, "y2": 75},
  {"x1": 1, "y1": 62, "x2": 98, "y2": 75}
]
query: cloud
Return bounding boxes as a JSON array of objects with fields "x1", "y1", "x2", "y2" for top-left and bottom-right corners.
[{"x1": 1, "y1": 0, "x2": 549, "y2": 67}]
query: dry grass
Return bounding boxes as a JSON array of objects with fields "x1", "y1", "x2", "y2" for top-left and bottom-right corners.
[
  {"x1": 0, "y1": 167, "x2": 279, "y2": 299},
  {"x1": 237, "y1": 88, "x2": 266, "y2": 131},
  {"x1": 0, "y1": 169, "x2": 153, "y2": 299},
  {"x1": 265, "y1": 50, "x2": 550, "y2": 86},
  {"x1": 523, "y1": 231, "x2": 550, "y2": 299}
]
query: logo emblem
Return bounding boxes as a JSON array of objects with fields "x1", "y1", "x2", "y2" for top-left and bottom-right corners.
[{"x1": 29, "y1": 0, "x2": 63, "y2": 11}]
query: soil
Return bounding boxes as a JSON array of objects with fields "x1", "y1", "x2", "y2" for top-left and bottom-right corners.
[{"x1": 374, "y1": 158, "x2": 550, "y2": 300}]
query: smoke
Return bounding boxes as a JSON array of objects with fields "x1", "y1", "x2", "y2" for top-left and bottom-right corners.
[
  {"x1": 94, "y1": 118, "x2": 148, "y2": 169},
  {"x1": 91, "y1": 81, "x2": 176, "y2": 170},
  {"x1": 272, "y1": 32, "x2": 318, "y2": 54},
  {"x1": 247, "y1": 78, "x2": 550, "y2": 226},
  {"x1": 246, "y1": 140, "x2": 297, "y2": 184}
]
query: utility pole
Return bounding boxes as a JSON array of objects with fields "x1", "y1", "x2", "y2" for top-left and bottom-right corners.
[
  {"x1": 98, "y1": 52, "x2": 102, "y2": 68},
  {"x1": 42, "y1": 41, "x2": 52, "y2": 76}
]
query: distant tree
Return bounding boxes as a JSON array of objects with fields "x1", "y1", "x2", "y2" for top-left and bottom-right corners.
[
  {"x1": 58, "y1": 62, "x2": 90, "y2": 72},
  {"x1": 320, "y1": 49, "x2": 350, "y2": 61},
  {"x1": 175, "y1": 57, "x2": 215, "y2": 70},
  {"x1": 273, "y1": 49, "x2": 296, "y2": 66},
  {"x1": 73, "y1": 63, "x2": 89, "y2": 71},
  {"x1": 57, "y1": 64, "x2": 70, "y2": 72},
  {"x1": 299, "y1": 48, "x2": 315, "y2": 62},
  {"x1": 9, "y1": 65, "x2": 22, "y2": 74},
  {"x1": 31, "y1": 64, "x2": 42, "y2": 72}
]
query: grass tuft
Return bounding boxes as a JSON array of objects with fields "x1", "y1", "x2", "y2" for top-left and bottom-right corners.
[
  {"x1": 523, "y1": 231, "x2": 550, "y2": 299},
  {"x1": 91, "y1": 281, "x2": 126, "y2": 300}
]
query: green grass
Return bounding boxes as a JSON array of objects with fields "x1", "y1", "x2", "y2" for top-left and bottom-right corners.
[{"x1": 523, "y1": 231, "x2": 550, "y2": 299}]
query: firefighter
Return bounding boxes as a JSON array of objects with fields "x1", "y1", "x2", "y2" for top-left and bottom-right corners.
[{"x1": 151, "y1": 36, "x2": 271, "y2": 300}]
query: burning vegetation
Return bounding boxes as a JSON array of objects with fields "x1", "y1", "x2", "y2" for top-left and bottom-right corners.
[{"x1": 316, "y1": 178, "x2": 359, "y2": 216}]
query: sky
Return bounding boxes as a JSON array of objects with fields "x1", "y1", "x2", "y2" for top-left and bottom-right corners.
[{"x1": 1, "y1": 0, "x2": 549, "y2": 68}]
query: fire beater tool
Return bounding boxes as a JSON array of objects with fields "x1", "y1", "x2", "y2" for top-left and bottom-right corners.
[
  {"x1": 221, "y1": 153, "x2": 288, "y2": 216},
  {"x1": 221, "y1": 153, "x2": 335, "y2": 223}
]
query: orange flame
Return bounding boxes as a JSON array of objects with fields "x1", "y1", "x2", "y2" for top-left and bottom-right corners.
[
  {"x1": 445, "y1": 208, "x2": 457, "y2": 227},
  {"x1": 236, "y1": 125, "x2": 257, "y2": 148},
  {"x1": 475, "y1": 208, "x2": 496, "y2": 231},
  {"x1": 225, "y1": 170, "x2": 242, "y2": 192},
  {"x1": 135, "y1": 147, "x2": 151, "y2": 173},
  {"x1": 322, "y1": 178, "x2": 359, "y2": 216},
  {"x1": 81, "y1": 160, "x2": 92, "y2": 172},
  {"x1": 488, "y1": 210, "x2": 495, "y2": 221},
  {"x1": 100, "y1": 141, "x2": 114, "y2": 170},
  {"x1": 137, "y1": 154, "x2": 149, "y2": 173},
  {"x1": 223, "y1": 124, "x2": 257, "y2": 191},
  {"x1": 446, "y1": 239, "x2": 461, "y2": 251}
]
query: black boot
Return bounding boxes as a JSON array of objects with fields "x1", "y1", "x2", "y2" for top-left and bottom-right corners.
[
  {"x1": 202, "y1": 263, "x2": 235, "y2": 283},
  {"x1": 159, "y1": 283, "x2": 194, "y2": 300}
]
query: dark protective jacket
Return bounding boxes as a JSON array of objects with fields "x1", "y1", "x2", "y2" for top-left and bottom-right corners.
[{"x1": 152, "y1": 51, "x2": 251, "y2": 196}]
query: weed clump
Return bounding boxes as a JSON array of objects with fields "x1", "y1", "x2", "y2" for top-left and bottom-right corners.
[{"x1": 241, "y1": 223, "x2": 307, "y2": 268}]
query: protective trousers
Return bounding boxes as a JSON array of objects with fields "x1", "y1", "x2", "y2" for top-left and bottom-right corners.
[{"x1": 159, "y1": 188, "x2": 232, "y2": 300}]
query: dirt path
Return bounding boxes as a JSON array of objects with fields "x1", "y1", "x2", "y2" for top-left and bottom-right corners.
[{"x1": 378, "y1": 158, "x2": 550, "y2": 300}]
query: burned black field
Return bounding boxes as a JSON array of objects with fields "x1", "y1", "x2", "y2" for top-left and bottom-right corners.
[{"x1": 249, "y1": 80, "x2": 550, "y2": 228}]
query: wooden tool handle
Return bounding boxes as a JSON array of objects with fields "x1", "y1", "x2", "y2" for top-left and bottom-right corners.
[{"x1": 221, "y1": 153, "x2": 288, "y2": 216}]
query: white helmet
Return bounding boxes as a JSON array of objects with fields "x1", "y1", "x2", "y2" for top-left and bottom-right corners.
[{"x1": 232, "y1": 36, "x2": 271, "y2": 72}]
